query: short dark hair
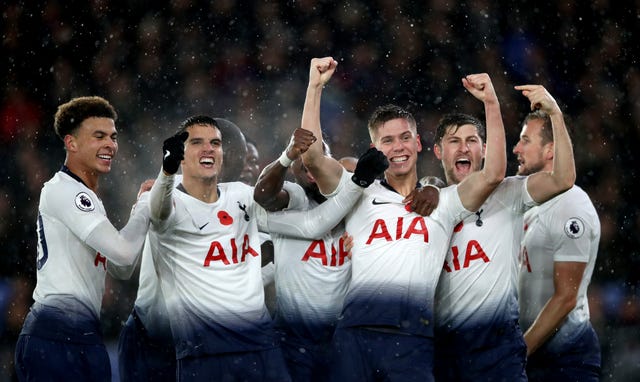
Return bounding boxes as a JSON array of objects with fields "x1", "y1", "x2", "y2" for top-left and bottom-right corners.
[
  {"x1": 54, "y1": 96, "x2": 117, "y2": 140},
  {"x1": 435, "y1": 113, "x2": 485, "y2": 145},
  {"x1": 176, "y1": 115, "x2": 249, "y2": 182},
  {"x1": 367, "y1": 104, "x2": 416, "y2": 141},
  {"x1": 177, "y1": 115, "x2": 218, "y2": 134}
]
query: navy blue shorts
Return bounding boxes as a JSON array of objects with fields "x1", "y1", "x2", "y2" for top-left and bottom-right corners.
[
  {"x1": 526, "y1": 325, "x2": 601, "y2": 382},
  {"x1": 118, "y1": 310, "x2": 176, "y2": 382},
  {"x1": 434, "y1": 320, "x2": 527, "y2": 381},
  {"x1": 276, "y1": 328, "x2": 332, "y2": 382},
  {"x1": 15, "y1": 334, "x2": 110, "y2": 382},
  {"x1": 329, "y1": 327, "x2": 434, "y2": 382},
  {"x1": 177, "y1": 347, "x2": 291, "y2": 382}
]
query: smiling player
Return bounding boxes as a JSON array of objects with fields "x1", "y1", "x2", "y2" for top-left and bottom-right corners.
[
  {"x1": 147, "y1": 115, "x2": 291, "y2": 381},
  {"x1": 299, "y1": 57, "x2": 507, "y2": 381},
  {"x1": 14, "y1": 96, "x2": 150, "y2": 381}
]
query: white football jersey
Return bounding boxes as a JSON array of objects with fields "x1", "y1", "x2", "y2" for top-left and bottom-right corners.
[
  {"x1": 267, "y1": 170, "x2": 354, "y2": 342},
  {"x1": 518, "y1": 185, "x2": 600, "y2": 350},
  {"x1": 132, "y1": 178, "x2": 305, "y2": 343},
  {"x1": 33, "y1": 169, "x2": 111, "y2": 319},
  {"x1": 132, "y1": 176, "x2": 179, "y2": 341},
  {"x1": 149, "y1": 180, "x2": 273, "y2": 359},
  {"x1": 435, "y1": 176, "x2": 536, "y2": 334},
  {"x1": 340, "y1": 181, "x2": 471, "y2": 337},
  {"x1": 132, "y1": 236, "x2": 172, "y2": 341}
]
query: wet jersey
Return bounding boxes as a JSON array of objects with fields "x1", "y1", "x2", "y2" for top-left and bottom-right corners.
[
  {"x1": 435, "y1": 176, "x2": 536, "y2": 343},
  {"x1": 149, "y1": 176, "x2": 273, "y2": 359},
  {"x1": 339, "y1": 180, "x2": 471, "y2": 337},
  {"x1": 33, "y1": 170, "x2": 110, "y2": 320},
  {"x1": 518, "y1": 185, "x2": 600, "y2": 351},
  {"x1": 267, "y1": 169, "x2": 354, "y2": 342},
  {"x1": 25, "y1": 167, "x2": 148, "y2": 343}
]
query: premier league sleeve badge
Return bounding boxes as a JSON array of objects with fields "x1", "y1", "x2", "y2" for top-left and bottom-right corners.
[
  {"x1": 564, "y1": 217, "x2": 585, "y2": 239},
  {"x1": 75, "y1": 192, "x2": 95, "y2": 212}
]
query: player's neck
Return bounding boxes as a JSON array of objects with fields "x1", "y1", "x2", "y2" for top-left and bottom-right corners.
[
  {"x1": 64, "y1": 160, "x2": 99, "y2": 192},
  {"x1": 384, "y1": 171, "x2": 418, "y2": 197},
  {"x1": 182, "y1": 176, "x2": 219, "y2": 203}
]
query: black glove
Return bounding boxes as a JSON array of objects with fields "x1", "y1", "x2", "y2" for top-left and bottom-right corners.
[
  {"x1": 351, "y1": 147, "x2": 389, "y2": 187},
  {"x1": 162, "y1": 131, "x2": 188, "y2": 175}
]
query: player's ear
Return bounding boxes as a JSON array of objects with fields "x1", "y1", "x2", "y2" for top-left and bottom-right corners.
[
  {"x1": 433, "y1": 143, "x2": 442, "y2": 160},
  {"x1": 64, "y1": 134, "x2": 78, "y2": 152},
  {"x1": 543, "y1": 142, "x2": 554, "y2": 161}
]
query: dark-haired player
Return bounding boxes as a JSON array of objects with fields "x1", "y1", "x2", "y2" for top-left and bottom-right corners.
[{"x1": 14, "y1": 96, "x2": 150, "y2": 381}]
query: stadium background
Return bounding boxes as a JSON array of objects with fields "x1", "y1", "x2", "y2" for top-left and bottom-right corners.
[{"x1": 1, "y1": 1, "x2": 638, "y2": 380}]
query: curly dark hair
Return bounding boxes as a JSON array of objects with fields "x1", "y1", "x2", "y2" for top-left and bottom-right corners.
[{"x1": 53, "y1": 96, "x2": 117, "y2": 140}]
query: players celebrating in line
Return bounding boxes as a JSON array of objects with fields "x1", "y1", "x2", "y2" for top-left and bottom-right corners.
[{"x1": 297, "y1": 57, "x2": 507, "y2": 381}]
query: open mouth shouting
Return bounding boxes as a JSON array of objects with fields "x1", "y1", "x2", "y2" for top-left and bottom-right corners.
[
  {"x1": 455, "y1": 157, "x2": 471, "y2": 173},
  {"x1": 200, "y1": 156, "x2": 215, "y2": 168}
]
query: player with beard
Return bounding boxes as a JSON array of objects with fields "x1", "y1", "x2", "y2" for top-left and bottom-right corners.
[
  {"x1": 515, "y1": 91, "x2": 601, "y2": 381},
  {"x1": 431, "y1": 83, "x2": 575, "y2": 381},
  {"x1": 299, "y1": 57, "x2": 506, "y2": 381}
]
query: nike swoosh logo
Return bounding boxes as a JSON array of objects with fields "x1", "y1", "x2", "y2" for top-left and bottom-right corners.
[
  {"x1": 372, "y1": 199, "x2": 392, "y2": 205},
  {"x1": 199, "y1": 222, "x2": 209, "y2": 230}
]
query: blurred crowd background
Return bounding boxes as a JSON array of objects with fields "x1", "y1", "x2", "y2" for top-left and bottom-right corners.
[{"x1": 1, "y1": 1, "x2": 638, "y2": 380}]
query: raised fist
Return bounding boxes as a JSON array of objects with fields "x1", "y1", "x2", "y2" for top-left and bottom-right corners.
[{"x1": 162, "y1": 131, "x2": 188, "y2": 175}]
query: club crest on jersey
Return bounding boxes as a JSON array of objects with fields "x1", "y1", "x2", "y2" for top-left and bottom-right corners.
[
  {"x1": 237, "y1": 201, "x2": 250, "y2": 221},
  {"x1": 564, "y1": 217, "x2": 585, "y2": 239},
  {"x1": 75, "y1": 192, "x2": 95, "y2": 211}
]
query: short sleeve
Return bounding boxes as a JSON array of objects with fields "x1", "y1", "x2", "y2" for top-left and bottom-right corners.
[
  {"x1": 43, "y1": 185, "x2": 109, "y2": 242},
  {"x1": 547, "y1": 197, "x2": 597, "y2": 263}
]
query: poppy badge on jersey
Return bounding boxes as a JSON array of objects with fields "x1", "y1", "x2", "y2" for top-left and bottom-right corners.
[
  {"x1": 75, "y1": 192, "x2": 95, "y2": 211},
  {"x1": 564, "y1": 217, "x2": 585, "y2": 239}
]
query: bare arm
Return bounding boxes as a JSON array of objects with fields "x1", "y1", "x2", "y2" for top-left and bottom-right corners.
[
  {"x1": 456, "y1": 73, "x2": 506, "y2": 211},
  {"x1": 402, "y1": 185, "x2": 440, "y2": 216},
  {"x1": 300, "y1": 57, "x2": 344, "y2": 194},
  {"x1": 517, "y1": 85, "x2": 576, "y2": 203},
  {"x1": 523, "y1": 261, "x2": 586, "y2": 356},
  {"x1": 265, "y1": 147, "x2": 387, "y2": 238},
  {"x1": 253, "y1": 161, "x2": 289, "y2": 211},
  {"x1": 253, "y1": 128, "x2": 316, "y2": 211}
]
